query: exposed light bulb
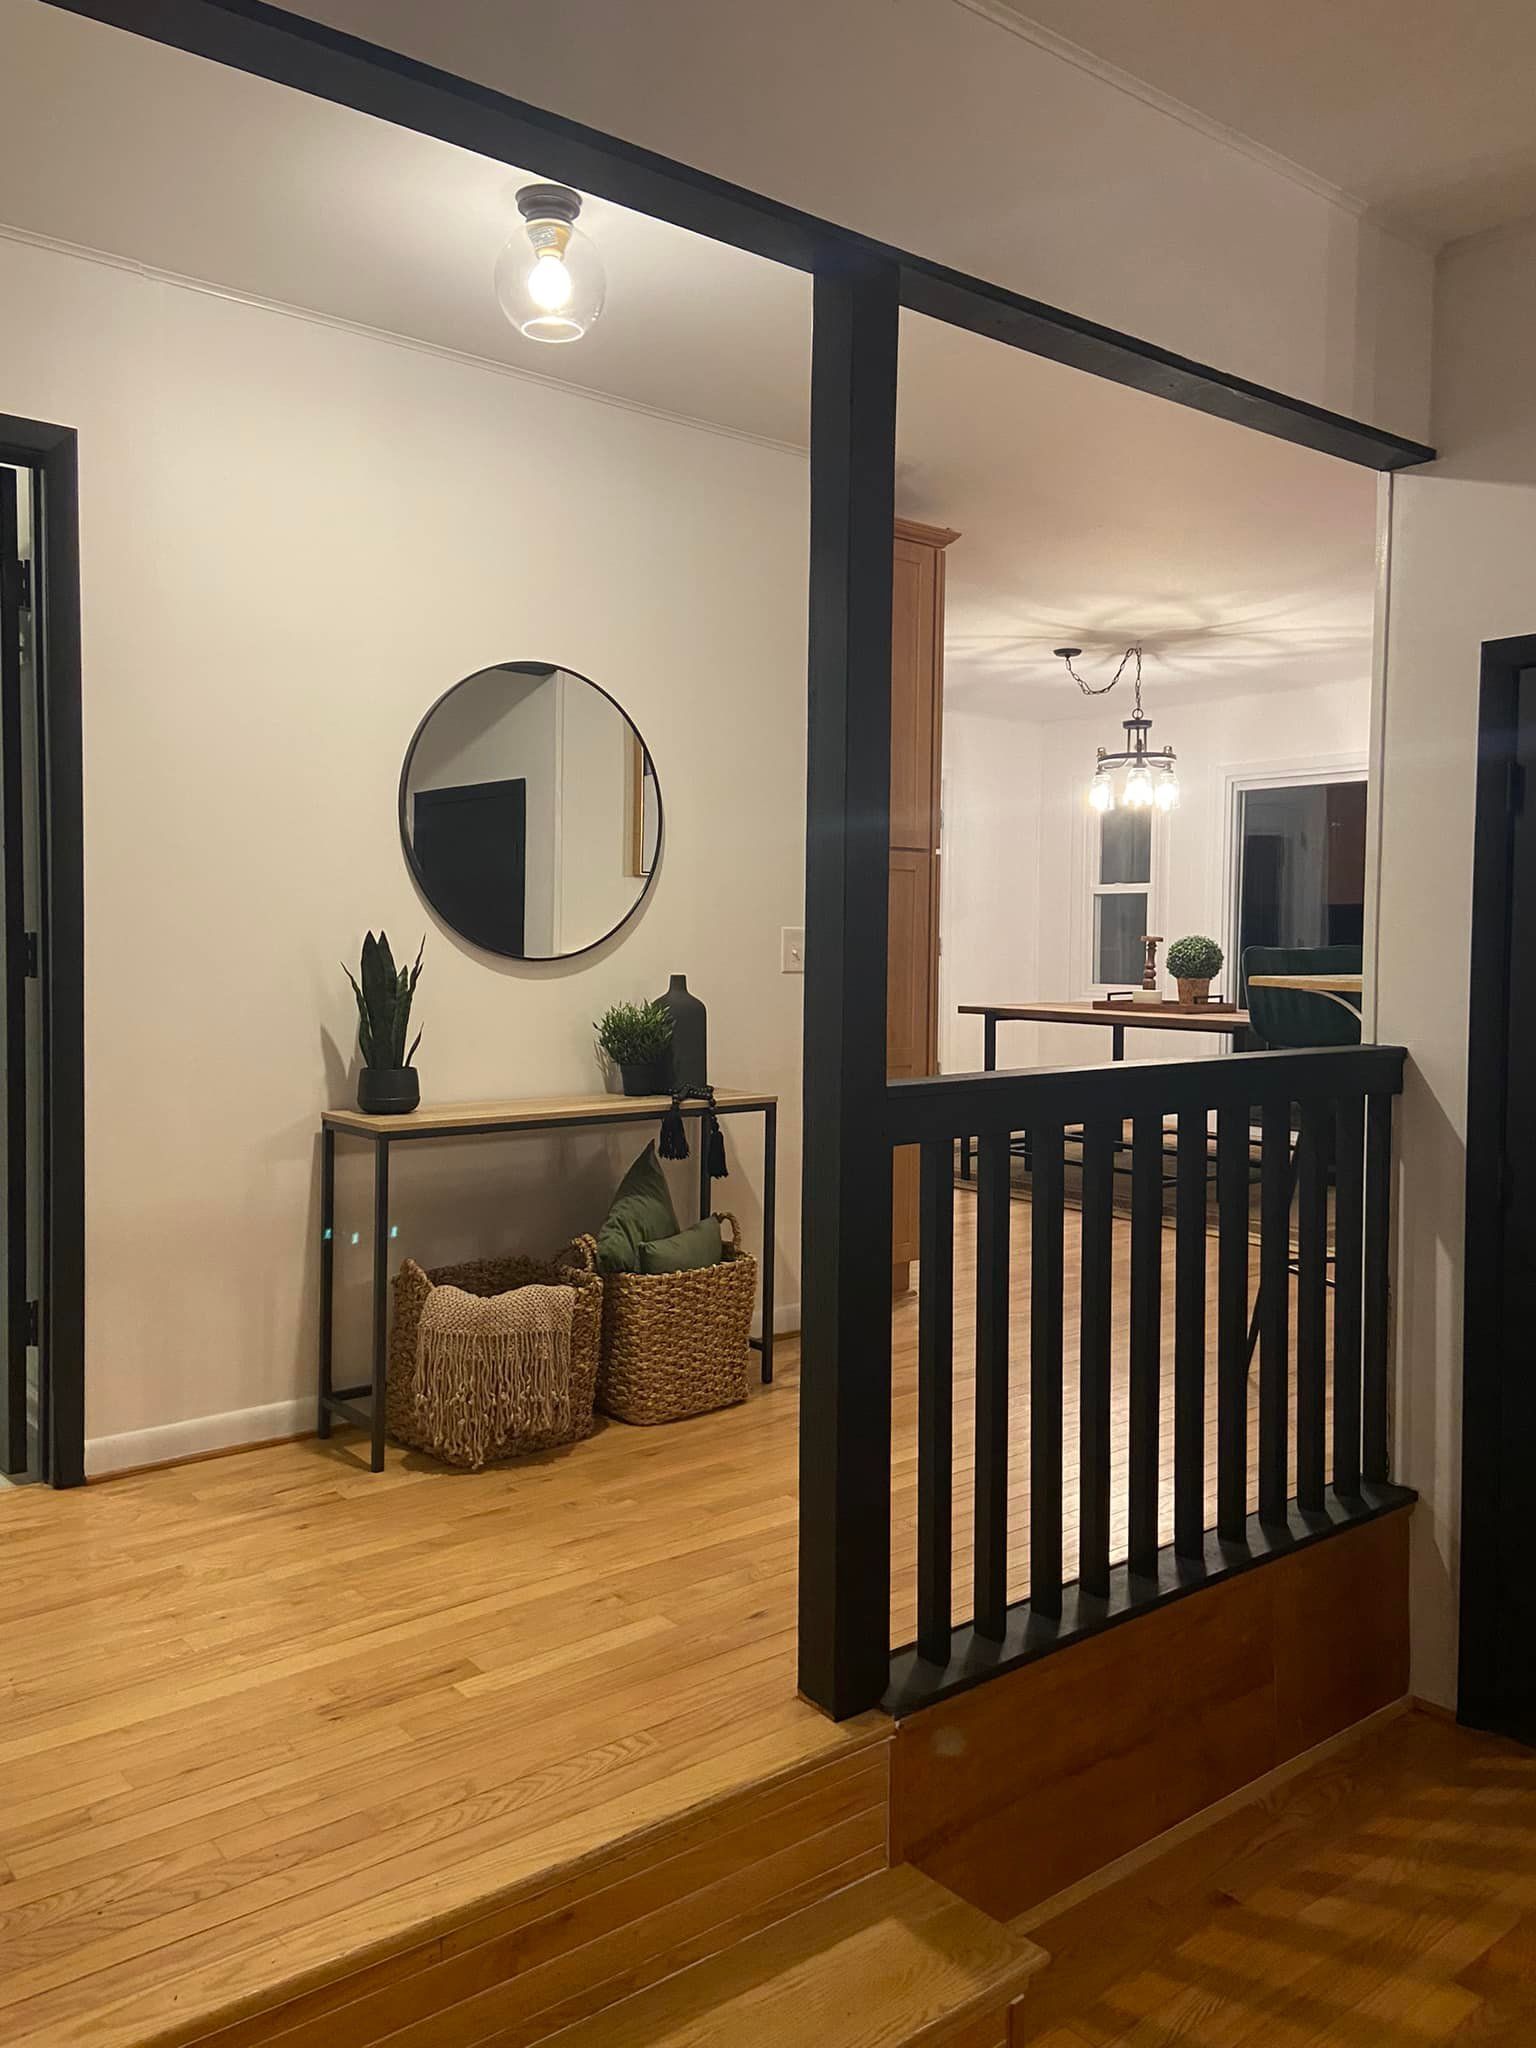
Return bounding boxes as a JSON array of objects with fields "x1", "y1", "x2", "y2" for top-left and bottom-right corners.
[
  {"x1": 1123, "y1": 765, "x2": 1154, "y2": 809},
  {"x1": 1088, "y1": 773, "x2": 1114, "y2": 813},
  {"x1": 1155, "y1": 770, "x2": 1180, "y2": 812},
  {"x1": 497, "y1": 183, "x2": 605, "y2": 343},
  {"x1": 527, "y1": 250, "x2": 574, "y2": 311}
]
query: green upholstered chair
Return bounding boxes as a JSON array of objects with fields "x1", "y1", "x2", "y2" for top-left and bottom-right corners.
[{"x1": 1241, "y1": 944, "x2": 1363, "y2": 1050}]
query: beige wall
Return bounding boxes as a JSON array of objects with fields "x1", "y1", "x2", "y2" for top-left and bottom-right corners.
[
  {"x1": 0, "y1": 230, "x2": 810, "y2": 1471},
  {"x1": 1378, "y1": 218, "x2": 1536, "y2": 1707},
  {"x1": 288, "y1": 0, "x2": 1433, "y2": 442}
]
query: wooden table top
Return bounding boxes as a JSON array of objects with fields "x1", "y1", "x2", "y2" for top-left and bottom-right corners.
[
  {"x1": 958, "y1": 999, "x2": 1250, "y2": 1034},
  {"x1": 1246, "y1": 973, "x2": 1363, "y2": 993},
  {"x1": 323, "y1": 1087, "x2": 777, "y2": 1138}
]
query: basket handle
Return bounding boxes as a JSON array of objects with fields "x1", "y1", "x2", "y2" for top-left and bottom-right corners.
[
  {"x1": 564, "y1": 1233, "x2": 600, "y2": 1274},
  {"x1": 716, "y1": 1212, "x2": 741, "y2": 1249}
]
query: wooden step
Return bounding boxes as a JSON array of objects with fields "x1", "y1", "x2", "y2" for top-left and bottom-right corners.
[{"x1": 530, "y1": 1867, "x2": 1047, "y2": 2048}]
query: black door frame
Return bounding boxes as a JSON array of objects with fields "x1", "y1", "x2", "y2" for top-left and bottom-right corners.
[
  {"x1": 36, "y1": 0, "x2": 1432, "y2": 1692},
  {"x1": 1460, "y1": 633, "x2": 1536, "y2": 1736},
  {"x1": 0, "y1": 417, "x2": 84, "y2": 1490}
]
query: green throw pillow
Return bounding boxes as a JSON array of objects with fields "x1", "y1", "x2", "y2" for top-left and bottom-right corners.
[
  {"x1": 595, "y1": 1142, "x2": 681, "y2": 1274},
  {"x1": 638, "y1": 1216, "x2": 724, "y2": 1275}
]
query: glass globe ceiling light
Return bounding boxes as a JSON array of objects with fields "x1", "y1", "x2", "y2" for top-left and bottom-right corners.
[
  {"x1": 496, "y1": 183, "x2": 605, "y2": 343},
  {"x1": 1056, "y1": 643, "x2": 1180, "y2": 814}
]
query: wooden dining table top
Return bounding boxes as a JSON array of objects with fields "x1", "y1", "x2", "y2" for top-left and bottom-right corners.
[{"x1": 958, "y1": 999, "x2": 1251, "y2": 1034}]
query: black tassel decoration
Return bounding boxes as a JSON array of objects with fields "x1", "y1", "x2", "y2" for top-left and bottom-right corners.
[
  {"x1": 704, "y1": 1086, "x2": 728, "y2": 1181},
  {"x1": 659, "y1": 1095, "x2": 690, "y2": 1160}
]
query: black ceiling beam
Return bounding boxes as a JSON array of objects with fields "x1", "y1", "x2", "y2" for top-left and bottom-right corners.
[{"x1": 43, "y1": 0, "x2": 1435, "y2": 475}]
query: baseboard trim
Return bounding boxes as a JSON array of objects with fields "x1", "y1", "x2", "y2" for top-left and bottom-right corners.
[
  {"x1": 1008, "y1": 1696, "x2": 1411, "y2": 1934},
  {"x1": 83, "y1": 1302, "x2": 801, "y2": 1480},
  {"x1": 85, "y1": 1397, "x2": 313, "y2": 1479}
]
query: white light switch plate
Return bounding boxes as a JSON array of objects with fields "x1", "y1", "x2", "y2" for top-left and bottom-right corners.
[{"x1": 781, "y1": 926, "x2": 805, "y2": 974}]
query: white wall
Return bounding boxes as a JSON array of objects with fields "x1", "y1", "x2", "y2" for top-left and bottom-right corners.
[
  {"x1": 941, "y1": 675, "x2": 1371, "y2": 1072},
  {"x1": 556, "y1": 673, "x2": 640, "y2": 952},
  {"x1": 291, "y1": 0, "x2": 1433, "y2": 442},
  {"x1": 1377, "y1": 218, "x2": 1536, "y2": 1708},
  {"x1": 0, "y1": 230, "x2": 809, "y2": 1471}
]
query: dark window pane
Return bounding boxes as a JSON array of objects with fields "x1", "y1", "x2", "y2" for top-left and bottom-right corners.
[
  {"x1": 1100, "y1": 808, "x2": 1151, "y2": 885},
  {"x1": 1238, "y1": 780, "x2": 1367, "y2": 953},
  {"x1": 1095, "y1": 893, "x2": 1148, "y2": 985}
]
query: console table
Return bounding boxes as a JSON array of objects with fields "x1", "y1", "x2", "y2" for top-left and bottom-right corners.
[{"x1": 318, "y1": 1089, "x2": 778, "y2": 1470}]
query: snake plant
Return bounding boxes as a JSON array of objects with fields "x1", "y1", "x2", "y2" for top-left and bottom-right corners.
[{"x1": 345, "y1": 932, "x2": 424, "y2": 1069}]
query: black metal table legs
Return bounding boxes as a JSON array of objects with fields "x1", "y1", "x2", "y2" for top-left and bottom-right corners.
[
  {"x1": 317, "y1": 1100, "x2": 780, "y2": 1465},
  {"x1": 316, "y1": 1128, "x2": 391, "y2": 1471},
  {"x1": 317, "y1": 1125, "x2": 334, "y2": 1439}
]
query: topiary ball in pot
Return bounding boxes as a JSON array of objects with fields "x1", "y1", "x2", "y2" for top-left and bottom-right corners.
[{"x1": 1166, "y1": 933, "x2": 1224, "y2": 1006}]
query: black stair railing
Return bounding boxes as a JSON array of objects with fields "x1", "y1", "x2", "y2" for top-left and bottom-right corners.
[{"x1": 885, "y1": 1044, "x2": 1412, "y2": 1716}]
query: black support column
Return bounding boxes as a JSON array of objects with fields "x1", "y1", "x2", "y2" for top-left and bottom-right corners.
[{"x1": 796, "y1": 255, "x2": 899, "y2": 1721}]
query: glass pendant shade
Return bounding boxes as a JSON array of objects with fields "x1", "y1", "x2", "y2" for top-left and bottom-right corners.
[
  {"x1": 1088, "y1": 770, "x2": 1115, "y2": 813},
  {"x1": 496, "y1": 185, "x2": 605, "y2": 343},
  {"x1": 1154, "y1": 767, "x2": 1181, "y2": 812},
  {"x1": 1122, "y1": 763, "x2": 1155, "y2": 809}
]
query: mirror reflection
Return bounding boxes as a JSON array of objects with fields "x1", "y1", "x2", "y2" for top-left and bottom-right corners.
[{"x1": 400, "y1": 662, "x2": 661, "y2": 960}]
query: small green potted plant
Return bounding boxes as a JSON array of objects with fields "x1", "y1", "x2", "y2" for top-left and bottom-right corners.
[
  {"x1": 1166, "y1": 933, "x2": 1224, "y2": 1007},
  {"x1": 345, "y1": 931, "x2": 424, "y2": 1114},
  {"x1": 596, "y1": 999, "x2": 674, "y2": 1096}
]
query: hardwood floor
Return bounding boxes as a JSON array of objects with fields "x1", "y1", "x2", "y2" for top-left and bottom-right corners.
[
  {"x1": 0, "y1": 1187, "x2": 1320, "y2": 2045},
  {"x1": 1013, "y1": 1708, "x2": 1536, "y2": 2047}
]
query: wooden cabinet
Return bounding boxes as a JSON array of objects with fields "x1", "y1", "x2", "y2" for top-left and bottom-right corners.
[{"x1": 889, "y1": 520, "x2": 957, "y2": 1285}]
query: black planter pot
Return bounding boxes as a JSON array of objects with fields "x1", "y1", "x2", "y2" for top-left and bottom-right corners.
[
  {"x1": 618, "y1": 1057, "x2": 671, "y2": 1097},
  {"x1": 357, "y1": 1066, "x2": 421, "y2": 1115}
]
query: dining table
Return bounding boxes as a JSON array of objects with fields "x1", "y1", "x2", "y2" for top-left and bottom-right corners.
[{"x1": 954, "y1": 997, "x2": 1252, "y2": 1180}]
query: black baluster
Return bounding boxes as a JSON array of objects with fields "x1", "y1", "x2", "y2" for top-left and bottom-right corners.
[
  {"x1": 917, "y1": 1140, "x2": 955, "y2": 1666},
  {"x1": 1362, "y1": 1092, "x2": 1393, "y2": 1484},
  {"x1": 1079, "y1": 1115, "x2": 1115, "y2": 1597},
  {"x1": 1258, "y1": 1099, "x2": 1292, "y2": 1525},
  {"x1": 1333, "y1": 1095, "x2": 1365, "y2": 1496},
  {"x1": 1173, "y1": 1106, "x2": 1208, "y2": 1560},
  {"x1": 974, "y1": 1131, "x2": 1012, "y2": 1640},
  {"x1": 1296, "y1": 1101, "x2": 1330, "y2": 1510},
  {"x1": 1217, "y1": 1105, "x2": 1250, "y2": 1541},
  {"x1": 1128, "y1": 1110, "x2": 1162, "y2": 1577},
  {"x1": 1030, "y1": 1121, "x2": 1065, "y2": 1618}
]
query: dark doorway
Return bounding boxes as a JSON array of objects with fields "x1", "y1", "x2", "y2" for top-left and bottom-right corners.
[
  {"x1": 1462, "y1": 636, "x2": 1536, "y2": 1740},
  {"x1": 0, "y1": 418, "x2": 84, "y2": 1490},
  {"x1": 412, "y1": 779, "x2": 528, "y2": 959},
  {"x1": 1235, "y1": 778, "x2": 1368, "y2": 998}
]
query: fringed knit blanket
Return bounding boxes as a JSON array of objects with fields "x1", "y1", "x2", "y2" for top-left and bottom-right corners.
[{"x1": 415, "y1": 1282, "x2": 575, "y2": 1470}]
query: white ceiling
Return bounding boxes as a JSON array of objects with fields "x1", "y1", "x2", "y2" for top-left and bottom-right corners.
[
  {"x1": 984, "y1": 0, "x2": 1536, "y2": 248},
  {"x1": 0, "y1": 0, "x2": 1377, "y2": 719}
]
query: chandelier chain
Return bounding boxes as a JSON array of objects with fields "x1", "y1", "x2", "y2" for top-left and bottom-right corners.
[{"x1": 1061, "y1": 642, "x2": 1145, "y2": 719}]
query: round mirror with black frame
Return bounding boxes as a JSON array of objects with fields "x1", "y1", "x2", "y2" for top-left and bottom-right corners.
[{"x1": 399, "y1": 661, "x2": 662, "y2": 962}]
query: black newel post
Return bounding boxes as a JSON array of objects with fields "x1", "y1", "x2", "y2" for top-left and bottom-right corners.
[{"x1": 797, "y1": 254, "x2": 899, "y2": 1721}]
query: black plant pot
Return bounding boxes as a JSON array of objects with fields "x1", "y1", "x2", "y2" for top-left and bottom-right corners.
[
  {"x1": 618, "y1": 1058, "x2": 671, "y2": 1098},
  {"x1": 357, "y1": 1066, "x2": 420, "y2": 1116}
]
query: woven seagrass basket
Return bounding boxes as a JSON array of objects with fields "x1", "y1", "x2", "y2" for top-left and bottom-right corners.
[
  {"x1": 387, "y1": 1235, "x2": 601, "y2": 1465},
  {"x1": 597, "y1": 1213, "x2": 756, "y2": 1426}
]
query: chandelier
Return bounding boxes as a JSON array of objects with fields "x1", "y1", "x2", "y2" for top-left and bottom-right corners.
[{"x1": 1053, "y1": 643, "x2": 1180, "y2": 814}]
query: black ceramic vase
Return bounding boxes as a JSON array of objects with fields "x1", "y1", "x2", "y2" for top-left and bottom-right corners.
[
  {"x1": 357, "y1": 1066, "x2": 420, "y2": 1115},
  {"x1": 653, "y1": 975, "x2": 707, "y2": 1091}
]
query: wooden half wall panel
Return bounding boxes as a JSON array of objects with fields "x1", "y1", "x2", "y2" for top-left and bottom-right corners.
[{"x1": 890, "y1": 1508, "x2": 1411, "y2": 1921}]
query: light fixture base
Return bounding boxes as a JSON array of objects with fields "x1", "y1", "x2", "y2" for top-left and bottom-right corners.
[{"x1": 516, "y1": 182, "x2": 582, "y2": 225}]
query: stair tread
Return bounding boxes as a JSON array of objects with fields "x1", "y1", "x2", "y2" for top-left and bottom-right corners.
[{"x1": 535, "y1": 1867, "x2": 1046, "y2": 2048}]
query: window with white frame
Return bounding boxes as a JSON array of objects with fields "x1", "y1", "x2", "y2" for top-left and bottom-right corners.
[{"x1": 1091, "y1": 806, "x2": 1155, "y2": 987}]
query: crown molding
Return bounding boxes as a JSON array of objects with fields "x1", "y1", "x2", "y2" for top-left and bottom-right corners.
[
  {"x1": 949, "y1": 0, "x2": 1435, "y2": 256},
  {"x1": 0, "y1": 218, "x2": 810, "y2": 460}
]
